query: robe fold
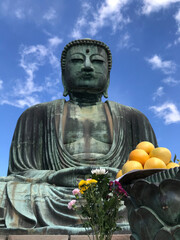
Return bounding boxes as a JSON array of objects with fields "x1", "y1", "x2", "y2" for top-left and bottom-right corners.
[{"x1": 0, "y1": 99, "x2": 157, "y2": 234}]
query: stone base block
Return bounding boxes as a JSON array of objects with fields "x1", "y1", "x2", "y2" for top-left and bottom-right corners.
[
  {"x1": 71, "y1": 235, "x2": 131, "y2": 239},
  {"x1": 9, "y1": 236, "x2": 68, "y2": 240},
  {"x1": 0, "y1": 235, "x2": 131, "y2": 240},
  {"x1": 0, "y1": 237, "x2": 6, "y2": 240}
]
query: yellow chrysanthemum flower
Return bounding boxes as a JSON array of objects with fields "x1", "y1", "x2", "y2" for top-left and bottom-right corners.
[
  {"x1": 78, "y1": 179, "x2": 97, "y2": 194},
  {"x1": 80, "y1": 187, "x2": 87, "y2": 194},
  {"x1": 86, "y1": 179, "x2": 98, "y2": 185},
  {"x1": 78, "y1": 180, "x2": 86, "y2": 188}
]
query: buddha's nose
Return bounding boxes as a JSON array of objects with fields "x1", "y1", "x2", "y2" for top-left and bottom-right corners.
[{"x1": 82, "y1": 58, "x2": 93, "y2": 71}]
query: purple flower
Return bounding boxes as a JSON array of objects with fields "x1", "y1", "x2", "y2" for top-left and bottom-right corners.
[
  {"x1": 109, "y1": 181, "x2": 128, "y2": 197},
  {"x1": 68, "y1": 200, "x2": 76, "y2": 209},
  {"x1": 118, "y1": 185, "x2": 128, "y2": 196}
]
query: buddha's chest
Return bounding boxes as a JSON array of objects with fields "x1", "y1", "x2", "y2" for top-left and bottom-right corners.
[{"x1": 62, "y1": 103, "x2": 113, "y2": 156}]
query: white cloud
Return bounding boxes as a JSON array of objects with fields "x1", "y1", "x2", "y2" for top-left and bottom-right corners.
[
  {"x1": 174, "y1": 8, "x2": 180, "y2": 33},
  {"x1": 0, "y1": 96, "x2": 40, "y2": 109},
  {"x1": 166, "y1": 42, "x2": 173, "y2": 48},
  {"x1": 0, "y1": 1, "x2": 62, "y2": 25},
  {"x1": 17, "y1": 43, "x2": 61, "y2": 96},
  {"x1": 48, "y1": 52, "x2": 60, "y2": 69},
  {"x1": 19, "y1": 44, "x2": 48, "y2": 95},
  {"x1": 71, "y1": 17, "x2": 87, "y2": 39},
  {"x1": 142, "y1": 0, "x2": 180, "y2": 15},
  {"x1": 0, "y1": 1, "x2": 32, "y2": 20},
  {"x1": 51, "y1": 93, "x2": 62, "y2": 101},
  {"x1": 70, "y1": 2, "x2": 91, "y2": 39},
  {"x1": 71, "y1": 29, "x2": 83, "y2": 39},
  {"x1": 43, "y1": 8, "x2": 56, "y2": 21},
  {"x1": 48, "y1": 36, "x2": 63, "y2": 48},
  {"x1": 150, "y1": 102, "x2": 180, "y2": 124},
  {"x1": 71, "y1": 0, "x2": 131, "y2": 38},
  {"x1": 153, "y1": 86, "x2": 164, "y2": 100},
  {"x1": 45, "y1": 77, "x2": 59, "y2": 88},
  {"x1": 118, "y1": 33, "x2": 131, "y2": 49},
  {"x1": 146, "y1": 55, "x2": 176, "y2": 74},
  {"x1": 0, "y1": 80, "x2": 3, "y2": 89},
  {"x1": 162, "y1": 76, "x2": 180, "y2": 86},
  {"x1": 0, "y1": 38, "x2": 62, "y2": 109},
  {"x1": 175, "y1": 8, "x2": 180, "y2": 23},
  {"x1": 15, "y1": 8, "x2": 25, "y2": 19},
  {"x1": 88, "y1": 0, "x2": 130, "y2": 36},
  {"x1": 174, "y1": 36, "x2": 180, "y2": 44}
]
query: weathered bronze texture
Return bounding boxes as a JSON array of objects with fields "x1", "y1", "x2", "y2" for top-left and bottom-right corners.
[
  {"x1": 122, "y1": 167, "x2": 180, "y2": 240},
  {"x1": 0, "y1": 39, "x2": 157, "y2": 234}
]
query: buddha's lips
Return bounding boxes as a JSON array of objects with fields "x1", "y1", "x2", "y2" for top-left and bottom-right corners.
[{"x1": 80, "y1": 73, "x2": 95, "y2": 79}]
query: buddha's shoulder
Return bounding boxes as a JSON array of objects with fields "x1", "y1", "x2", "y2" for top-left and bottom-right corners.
[
  {"x1": 19, "y1": 99, "x2": 65, "y2": 117},
  {"x1": 107, "y1": 100, "x2": 147, "y2": 118}
]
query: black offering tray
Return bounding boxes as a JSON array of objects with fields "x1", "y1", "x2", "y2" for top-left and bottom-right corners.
[{"x1": 117, "y1": 168, "x2": 167, "y2": 185}]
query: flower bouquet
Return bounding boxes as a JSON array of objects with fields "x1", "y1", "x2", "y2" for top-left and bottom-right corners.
[{"x1": 68, "y1": 168, "x2": 127, "y2": 240}]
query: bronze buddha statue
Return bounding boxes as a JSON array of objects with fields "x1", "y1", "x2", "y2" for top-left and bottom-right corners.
[{"x1": 0, "y1": 39, "x2": 157, "y2": 234}]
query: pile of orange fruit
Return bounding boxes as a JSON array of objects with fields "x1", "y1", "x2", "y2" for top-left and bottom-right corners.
[{"x1": 116, "y1": 141, "x2": 179, "y2": 178}]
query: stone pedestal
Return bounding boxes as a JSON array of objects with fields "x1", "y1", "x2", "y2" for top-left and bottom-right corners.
[{"x1": 0, "y1": 235, "x2": 131, "y2": 240}]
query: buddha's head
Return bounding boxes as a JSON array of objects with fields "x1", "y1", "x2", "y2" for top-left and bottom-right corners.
[{"x1": 61, "y1": 39, "x2": 112, "y2": 98}]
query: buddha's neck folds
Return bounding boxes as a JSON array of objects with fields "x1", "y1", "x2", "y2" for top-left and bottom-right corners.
[{"x1": 68, "y1": 92, "x2": 103, "y2": 106}]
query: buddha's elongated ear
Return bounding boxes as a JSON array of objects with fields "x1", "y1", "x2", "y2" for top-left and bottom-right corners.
[
  {"x1": 62, "y1": 73, "x2": 68, "y2": 97},
  {"x1": 103, "y1": 75, "x2": 110, "y2": 98}
]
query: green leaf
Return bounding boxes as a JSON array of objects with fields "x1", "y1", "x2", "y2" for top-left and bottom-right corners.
[
  {"x1": 73, "y1": 172, "x2": 125, "y2": 238},
  {"x1": 173, "y1": 154, "x2": 177, "y2": 162}
]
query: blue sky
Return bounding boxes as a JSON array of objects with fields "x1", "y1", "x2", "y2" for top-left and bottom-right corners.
[{"x1": 0, "y1": 0, "x2": 180, "y2": 176}]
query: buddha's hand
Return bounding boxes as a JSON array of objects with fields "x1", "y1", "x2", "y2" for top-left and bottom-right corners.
[{"x1": 47, "y1": 166, "x2": 94, "y2": 187}]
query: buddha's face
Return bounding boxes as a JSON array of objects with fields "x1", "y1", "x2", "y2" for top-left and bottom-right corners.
[{"x1": 62, "y1": 44, "x2": 109, "y2": 95}]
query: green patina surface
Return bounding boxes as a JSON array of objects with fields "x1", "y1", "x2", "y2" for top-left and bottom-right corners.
[{"x1": 0, "y1": 39, "x2": 158, "y2": 235}]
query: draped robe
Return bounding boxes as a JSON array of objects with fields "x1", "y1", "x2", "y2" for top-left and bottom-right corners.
[{"x1": 0, "y1": 99, "x2": 157, "y2": 234}]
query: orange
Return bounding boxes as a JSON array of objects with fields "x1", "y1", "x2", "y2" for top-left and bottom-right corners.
[
  {"x1": 116, "y1": 170, "x2": 123, "y2": 178},
  {"x1": 144, "y1": 157, "x2": 166, "y2": 169},
  {"x1": 129, "y1": 149, "x2": 150, "y2": 165},
  {"x1": 122, "y1": 161, "x2": 143, "y2": 174},
  {"x1": 136, "y1": 141, "x2": 155, "y2": 154},
  {"x1": 149, "y1": 147, "x2": 171, "y2": 165},
  {"x1": 166, "y1": 162, "x2": 179, "y2": 169}
]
